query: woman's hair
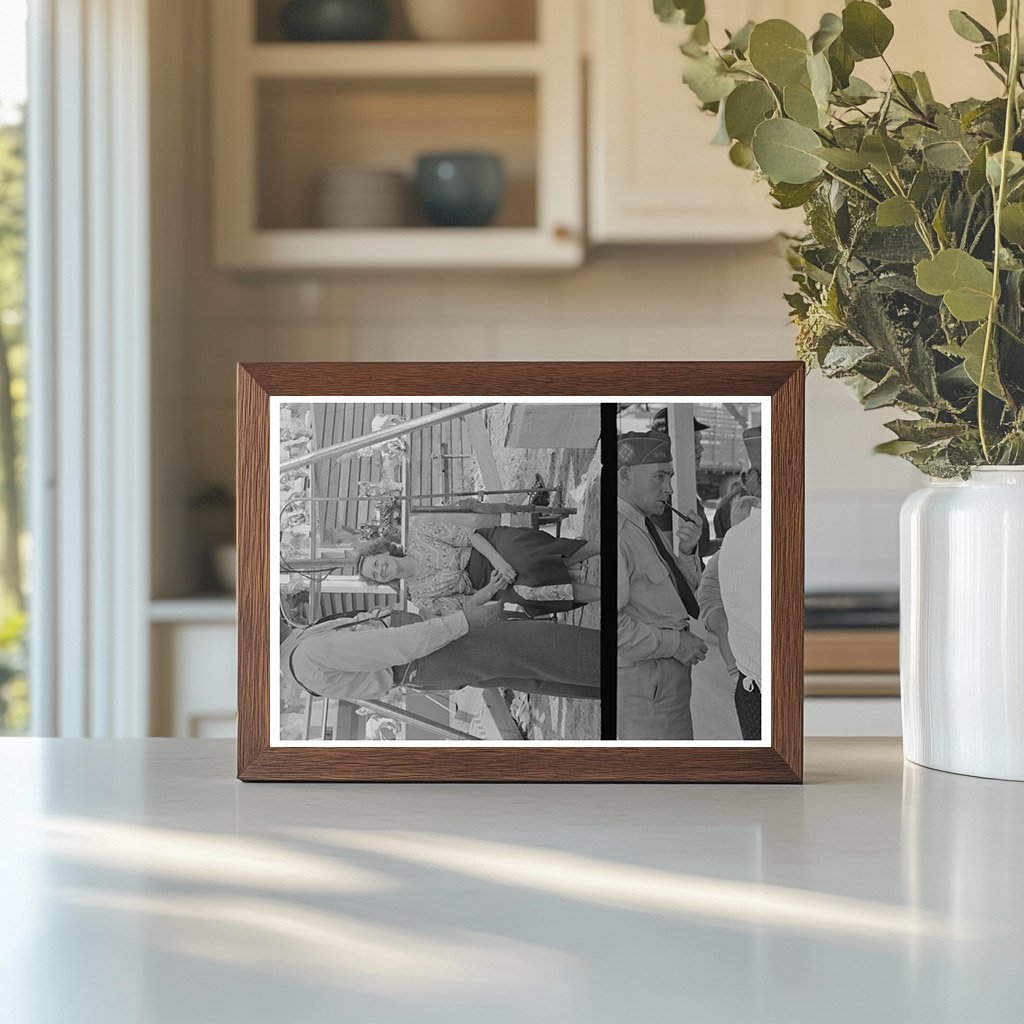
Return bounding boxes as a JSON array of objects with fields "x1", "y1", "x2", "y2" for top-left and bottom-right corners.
[{"x1": 354, "y1": 538, "x2": 406, "y2": 589}]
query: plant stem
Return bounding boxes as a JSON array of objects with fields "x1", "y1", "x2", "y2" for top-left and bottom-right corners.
[
  {"x1": 884, "y1": 170, "x2": 939, "y2": 254},
  {"x1": 979, "y1": 0, "x2": 1021, "y2": 462},
  {"x1": 822, "y1": 167, "x2": 880, "y2": 205},
  {"x1": 750, "y1": 69, "x2": 784, "y2": 117}
]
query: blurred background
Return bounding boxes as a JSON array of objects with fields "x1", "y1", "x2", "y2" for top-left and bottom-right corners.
[{"x1": 0, "y1": 0, "x2": 998, "y2": 739}]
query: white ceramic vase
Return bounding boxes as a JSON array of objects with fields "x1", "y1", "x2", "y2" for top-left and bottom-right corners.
[{"x1": 900, "y1": 467, "x2": 1024, "y2": 781}]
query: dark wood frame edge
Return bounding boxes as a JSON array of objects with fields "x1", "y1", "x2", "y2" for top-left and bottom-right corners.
[{"x1": 237, "y1": 361, "x2": 805, "y2": 783}]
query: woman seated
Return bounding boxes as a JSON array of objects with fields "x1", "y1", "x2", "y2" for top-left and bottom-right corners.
[{"x1": 356, "y1": 518, "x2": 600, "y2": 618}]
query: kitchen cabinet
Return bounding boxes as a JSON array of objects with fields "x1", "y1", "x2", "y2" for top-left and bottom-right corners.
[
  {"x1": 150, "y1": 601, "x2": 237, "y2": 737},
  {"x1": 211, "y1": 0, "x2": 583, "y2": 269},
  {"x1": 587, "y1": 0, "x2": 999, "y2": 244}
]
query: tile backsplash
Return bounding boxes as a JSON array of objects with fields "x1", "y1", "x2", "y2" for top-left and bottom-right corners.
[{"x1": 181, "y1": 246, "x2": 916, "y2": 594}]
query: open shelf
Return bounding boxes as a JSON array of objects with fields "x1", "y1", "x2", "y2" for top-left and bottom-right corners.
[
  {"x1": 213, "y1": 0, "x2": 582, "y2": 268},
  {"x1": 257, "y1": 76, "x2": 538, "y2": 232},
  {"x1": 249, "y1": 41, "x2": 544, "y2": 77},
  {"x1": 254, "y1": 0, "x2": 539, "y2": 45}
]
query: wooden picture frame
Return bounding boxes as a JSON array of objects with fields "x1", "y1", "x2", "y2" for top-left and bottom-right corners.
[{"x1": 238, "y1": 362, "x2": 804, "y2": 782}]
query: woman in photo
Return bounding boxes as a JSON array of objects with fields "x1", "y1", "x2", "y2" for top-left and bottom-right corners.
[{"x1": 357, "y1": 518, "x2": 600, "y2": 618}]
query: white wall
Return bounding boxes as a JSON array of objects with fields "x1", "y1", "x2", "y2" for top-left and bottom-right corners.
[{"x1": 156, "y1": 0, "x2": 921, "y2": 598}]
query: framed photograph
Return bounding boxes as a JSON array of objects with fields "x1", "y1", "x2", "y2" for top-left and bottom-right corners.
[{"x1": 237, "y1": 362, "x2": 804, "y2": 782}]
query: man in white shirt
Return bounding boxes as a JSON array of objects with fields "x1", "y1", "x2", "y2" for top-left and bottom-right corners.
[
  {"x1": 696, "y1": 427, "x2": 763, "y2": 740},
  {"x1": 281, "y1": 588, "x2": 600, "y2": 704}
]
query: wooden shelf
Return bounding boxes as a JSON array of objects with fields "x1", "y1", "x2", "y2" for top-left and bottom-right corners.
[
  {"x1": 249, "y1": 42, "x2": 544, "y2": 78},
  {"x1": 150, "y1": 597, "x2": 237, "y2": 624},
  {"x1": 213, "y1": 0, "x2": 583, "y2": 269},
  {"x1": 805, "y1": 629, "x2": 900, "y2": 675},
  {"x1": 217, "y1": 226, "x2": 580, "y2": 270}
]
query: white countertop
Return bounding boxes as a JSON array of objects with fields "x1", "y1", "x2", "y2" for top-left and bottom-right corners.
[{"x1": 1, "y1": 738, "x2": 1020, "y2": 1023}]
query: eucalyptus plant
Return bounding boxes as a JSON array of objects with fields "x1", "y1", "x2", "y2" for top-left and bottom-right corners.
[{"x1": 657, "y1": 0, "x2": 1024, "y2": 476}]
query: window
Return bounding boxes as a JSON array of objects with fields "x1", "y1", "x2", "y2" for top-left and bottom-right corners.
[{"x1": 0, "y1": 0, "x2": 28, "y2": 734}]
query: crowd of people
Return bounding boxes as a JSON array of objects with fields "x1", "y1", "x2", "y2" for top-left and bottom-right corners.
[
  {"x1": 616, "y1": 409, "x2": 763, "y2": 741},
  {"x1": 278, "y1": 401, "x2": 763, "y2": 744}
]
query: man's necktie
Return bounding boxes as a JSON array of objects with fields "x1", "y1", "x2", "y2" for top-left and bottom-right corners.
[{"x1": 644, "y1": 517, "x2": 701, "y2": 620}]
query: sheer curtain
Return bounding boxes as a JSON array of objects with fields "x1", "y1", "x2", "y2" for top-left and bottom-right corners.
[{"x1": 28, "y1": 0, "x2": 150, "y2": 736}]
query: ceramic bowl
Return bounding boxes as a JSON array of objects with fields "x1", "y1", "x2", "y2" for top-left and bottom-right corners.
[
  {"x1": 403, "y1": 0, "x2": 535, "y2": 42},
  {"x1": 415, "y1": 152, "x2": 504, "y2": 227},
  {"x1": 316, "y1": 168, "x2": 407, "y2": 228},
  {"x1": 281, "y1": 0, "x2": 388, "y2": 42}
]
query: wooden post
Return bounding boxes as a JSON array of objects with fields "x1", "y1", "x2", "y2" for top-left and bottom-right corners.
[{"x1": 668, "y1": 404, "x2": 698, "y2": 557}]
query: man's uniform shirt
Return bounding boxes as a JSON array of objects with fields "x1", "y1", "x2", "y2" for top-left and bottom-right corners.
[{"x1": 617, "y1": 496, "x2": 702, "y2": 667}]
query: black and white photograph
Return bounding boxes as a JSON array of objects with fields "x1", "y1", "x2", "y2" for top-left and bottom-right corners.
[
  {"x1": 271, "y1": 398, "x2": 603, "y2": 744},
  {"x1": 616, "y1": 401, "x2": 769, "y2": 744}
]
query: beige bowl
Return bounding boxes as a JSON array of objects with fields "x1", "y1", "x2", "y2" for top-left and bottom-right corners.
[
  {"x1": 403, "y1": 0, "x2": 535, "y2": 42},
  {"x1": 315, "y1": 168, "x2": 408, "y2": 228}
]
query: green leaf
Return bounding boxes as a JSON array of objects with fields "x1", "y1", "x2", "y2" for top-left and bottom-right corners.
[
  {"x1": 891, "y1": 72, "x2": 922, "y2": 110},
  {"x1": 828, "y1": 36, "x2": 856, "y2": 89},
  {"x1": 915, "y1": 249, "x2": 994, "y2": 322},
  {"x1": 1000, "y1": 203, "x2": 1024, "y2": 245},
  {"x1": 909, "y1": 164, "x2": 933, "y2": 205},
  {"x1": 923, "y1": 140, "x2": 973, "y2": 171},
  {"x1": 862, "y1": 374, "x2": 903, "y2": 409},
  {"x1": 939, "y1": 325, "x2": 1006, "y2": 398},
  {"x1": 723, "y1": 81, "x2": 776, "y2": 144},
  {"x1": 876, "y1": 197, "x2": 918, "y2": 228},
  {"x1": 874, "y1": 439, "x2": 922, "y2": 455},
  {"x1": 993, "y1": 0, "x2": 1008, "y2": 24},
  {"x1": 711, "y1": 111, "x2": 731, "y2": 145},
  {"x1": 808, "y1": 51, "x2": 833, "y2": 109},
  {"x1": 986, "y1": 150, "x2": 1024, "y2": 191},
  {"x1": 860, "y1": 133, "x2": 904, "y2": 173},
  {"x1": 967, "y1": 144, "x2": 991, "y2": 194},
  {"x1": 770, "y1": 180, "x2": 820, "y2": 209},
  {"x1": 814, "y1": 146, "x2": 872, "y2": 170},
  {"x1": 729, "y1": 140, "x2": 757, "y2": 169},
  {"x1": 748, "y1": 20, "x2": 810, "y2": 87},
  {"x1": 682, "y1": 57, "x2": 736, "y2": 104},
  {"x1": 913, "y1": 71, "x2": 935, "y2": 104},
  {"x1": 810, "y1": 12, "x2": 843, "y2": 54},
  {"x1": 751, "y1": 118, "x2": 828, "y2": 184},
  {"x1": 837, "y1": 76, "x2": 879, "y2": 104},
  {"x1": 692, "y1": 19, "x2": 710, "y2": 45},
  {"x1": 948, "y1": 10, "x2": 994, "y2": 44},
  {"x1": 724, "y1": 20, "x2": 755, "y2": 53},
  {"x1": 884, "y1": 418, "x2": 963, "y2": 443},
  {"x1": 653, "y1": 0, "x2": 705, "y2": 26},
  {"x1": 842, "y1": 1, "x2": 895, "y2": 59},
  {"x1": 932, "y1": 190, "x2": 950, "y2": 246},
  {"x1": 784, "y1": 80, "x2": 824, "y2": 129}
]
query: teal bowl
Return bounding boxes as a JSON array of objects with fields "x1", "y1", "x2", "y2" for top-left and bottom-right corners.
[
  {"x1": 281, "y1": 0, "x2": 388, "y2": 42},
  {"x1": 415, "y1": 153, "x2": 505, "y2": 228}
]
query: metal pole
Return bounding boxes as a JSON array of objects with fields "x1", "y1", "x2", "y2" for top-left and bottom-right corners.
[
  {"x1": 281, "y1": 403, "x2": 496, "y2": 473},
  {"x1": 410, "y1": 503, "x2": 576, "y2": 515},
  {"x1": 352, "y1": 699, "x2": 481, "y2": 741}
]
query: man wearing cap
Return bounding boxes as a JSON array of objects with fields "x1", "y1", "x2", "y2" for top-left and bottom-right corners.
[
  {"x1": 697, "y1": 426, "x2": 763, "y2": 740},
  {"x1": 617, "y1": 431, "x2": 708, "y2": 739},
  {"x1": 280, "y1": 588, "x2": 601, "y2": 714}
]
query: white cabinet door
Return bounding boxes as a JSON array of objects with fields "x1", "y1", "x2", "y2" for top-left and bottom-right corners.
[
  {"x1": 587, "y1": 0, "x2": 811, "y2": 242},
  {"x1": 587, "y1": 0, "x2": 997, "y2": 244}
]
